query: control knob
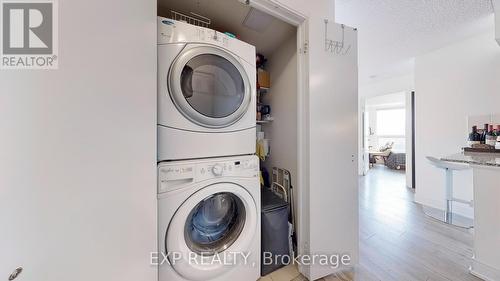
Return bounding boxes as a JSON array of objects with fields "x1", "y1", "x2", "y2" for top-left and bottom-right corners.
[{"x1": 212, "y1": 164, "x2": 223, "y2": 176}]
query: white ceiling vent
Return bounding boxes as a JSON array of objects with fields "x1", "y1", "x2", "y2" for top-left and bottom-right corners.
[{"x1": 243, "y1": 7, "x2": 275, "y2": 32}]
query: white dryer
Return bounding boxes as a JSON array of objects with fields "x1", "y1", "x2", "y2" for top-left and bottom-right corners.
[
  {"x1": 158, "y1": 155, "x2": 260, "y2": 281},
  {"x1": 157, "y1": 17, "x2": 256, "y2": 161}
]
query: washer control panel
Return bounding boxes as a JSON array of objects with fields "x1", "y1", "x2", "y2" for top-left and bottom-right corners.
[
  {"x1": 201, "y1": 158, "x2": 258, "y2": 178},
  {"x1": 158, "y1": 156, "x2": 259, "y2": 194}
]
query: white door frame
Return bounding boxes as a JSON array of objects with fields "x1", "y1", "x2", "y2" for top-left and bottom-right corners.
[{"x1": 241, "y1": 0, "x2": 310, "y2": 275}]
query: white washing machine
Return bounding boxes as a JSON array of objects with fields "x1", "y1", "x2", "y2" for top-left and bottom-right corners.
[
  {"x1": 158, "y1": 155, "x2": 261, "y2": 281},
  {"x1": 157, "y1": 17, "x2": 256, "y2": 161}
]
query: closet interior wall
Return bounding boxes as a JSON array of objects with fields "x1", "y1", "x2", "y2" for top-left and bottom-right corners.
[{"x1": 260, "y1": 33, "x2": 298, "y2": 198}]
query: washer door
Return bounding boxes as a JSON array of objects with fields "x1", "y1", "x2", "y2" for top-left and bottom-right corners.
[
  {"x1": 168, "y1": 45, "x2": 252, "y2": 128},
  {"x1": 166, "y1": 183, "x2": 257, "y2": 280}
]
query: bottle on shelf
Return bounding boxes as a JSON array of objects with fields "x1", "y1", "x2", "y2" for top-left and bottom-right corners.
[
  {"x1": 468, "y1": 126, "x2": 481, "y2": 147},
  {"x1": 480, "y1": 123, "x2": 489, "y2": 144},
  {"x1": 497, "y1": 133, "x2": 500, "y2": 150},
  {"x1": 486, "y1": 124, "x2": 497, "y2": 146}
]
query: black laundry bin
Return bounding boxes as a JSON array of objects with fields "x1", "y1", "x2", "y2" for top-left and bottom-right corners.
[{"x1": 261, "y1": 188, "x2": 290, "y2": 276}]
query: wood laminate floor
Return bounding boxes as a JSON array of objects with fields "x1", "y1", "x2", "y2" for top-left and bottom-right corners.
[{"x1": 260, "y1": 165, "x2": 481, "y2": 281}]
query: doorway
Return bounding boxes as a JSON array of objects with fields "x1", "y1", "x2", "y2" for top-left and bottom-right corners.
[
  {"x1": 361, "y1": 91, "x2": 414, "y2": 190},
  {"x1": 156, "y1": 0, "x2": 310, "y2": 278}
]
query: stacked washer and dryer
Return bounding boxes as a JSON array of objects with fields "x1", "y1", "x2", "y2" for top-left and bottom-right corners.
[{"x1": 157, "y1": 17, "x2": 260, "y2": 281}]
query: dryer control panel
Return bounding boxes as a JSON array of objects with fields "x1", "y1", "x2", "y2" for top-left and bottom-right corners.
[
  {"x1": 157, "y1": 16, "x2": 256, "y2": 65},
  {"x1": 158, "y1": 17, "x2": 230, "y2": 48},
  {"x1": 158, "y1": 156, "x2": 259, "y2": 194}
]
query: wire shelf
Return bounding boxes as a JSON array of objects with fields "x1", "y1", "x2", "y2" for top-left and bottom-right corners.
[{"x1": 171, "y1": 10, "x2": 211, "y2": 27}]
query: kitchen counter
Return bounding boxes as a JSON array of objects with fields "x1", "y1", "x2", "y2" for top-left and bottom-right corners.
[
  {"x1": 441, "y1": 152, "x2": 500, "y2": 281},
  {"x1": 441, "y1": 152, "x2": 500, "y2": 167}
]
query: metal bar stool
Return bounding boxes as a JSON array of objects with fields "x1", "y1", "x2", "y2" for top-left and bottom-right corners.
[{"x1": 424, "y1": 156, "x2": 474, "y2": 229}]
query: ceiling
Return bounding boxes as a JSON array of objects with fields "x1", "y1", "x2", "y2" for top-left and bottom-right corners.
[
  {"x1": 158, "y1": 0, "x2": 296, "y2": 56},
  {"x1": 365, "y1": 92, "x2": 405, "y2": 108},
  {"x1": 335, "y1": 0, "x2": 495, "y2": 84}
]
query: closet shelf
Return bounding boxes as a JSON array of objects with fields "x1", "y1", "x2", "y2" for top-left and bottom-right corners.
[
  {"x1": 257, "y1": 120, "x2": 273, "y2": 124},
  {"x1": 257, "y1": 88, "x2": 269, "y2": 95}
]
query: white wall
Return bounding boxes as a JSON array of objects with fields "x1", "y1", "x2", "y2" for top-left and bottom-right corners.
[
  {"x1": 263, "y1": 34, "x2": 298, "y2": 207},
  {"x1": 359, "y1": 74, "x2": 414, "y2": 98},
  {"x1": 276, "y1": 0, "x2": 334, "y2": 22},
  {"x1": 365, "y1": 92, "x2": 406, "y2": 107},
  {"x1": 497, "y1": 15, "x2": 500, "y2": 46},
  {"x1": 495, "y1": 0, "x2": 500, "y2": 45},
  {"x1": 0, "y1": 0, "x2": 157, "y2": 280},
  {"x1": 415, "y1": 31, "x2": 500, "y2": 218}
]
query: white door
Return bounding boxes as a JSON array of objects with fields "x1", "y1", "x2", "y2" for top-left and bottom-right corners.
[
  {"x1": 306, "y1": 22, "x2": 359, "y2": 280},
  {"x1": 168, "y1": 44, "x2": 252, "y2": 128},
  {"x1": 0, "y1": 1, "x2": 157, "y2": 280}
]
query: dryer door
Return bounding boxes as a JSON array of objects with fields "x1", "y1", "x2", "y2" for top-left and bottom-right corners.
[
  {"x1": 168, "y1": 44, "x2": 252, "y2": 128},
  {"x1": 166, "y1": 182, "x2": 258, "y2": 280}
]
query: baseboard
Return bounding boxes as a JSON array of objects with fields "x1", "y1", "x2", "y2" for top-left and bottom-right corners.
[{"x1": 470, "y1": 257, "x2": 500, "y2": 281}]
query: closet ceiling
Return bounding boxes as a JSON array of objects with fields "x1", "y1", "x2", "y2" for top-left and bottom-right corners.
[
  {"x1": 158, "y1": 0, "x2": 295, "y2": 56},
  {"x1": 336, "y1": 0, "x2": 495, "y2": 85}
]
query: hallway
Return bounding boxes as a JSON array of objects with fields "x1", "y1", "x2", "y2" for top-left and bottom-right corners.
[
  {"x1": 260, "y1": 165, "x2": 482, "y2": 281},
  {"x1": 358, "y1": 165, "x2": 481, "y2": 281}
]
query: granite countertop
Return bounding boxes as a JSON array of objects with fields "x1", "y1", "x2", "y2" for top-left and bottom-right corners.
[{"x1": 441, "y1": 152, "x2": 500, "y2": 167}]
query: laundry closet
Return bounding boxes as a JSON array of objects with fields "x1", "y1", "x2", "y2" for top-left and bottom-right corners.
[
  {"x1": 158, "y1": 0, "x2": 299, "y2": 190},
  {"x1": 157, "y1": 0, "x2": 300, "y2": 279}
]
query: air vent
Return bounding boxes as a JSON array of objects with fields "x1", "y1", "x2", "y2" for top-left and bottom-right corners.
[{"x1": 242, "y1": 7, "x2": 274, "y2": 32}]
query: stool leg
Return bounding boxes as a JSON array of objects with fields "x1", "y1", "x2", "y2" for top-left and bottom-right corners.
[{"x1": 445, "y1": 168, "x2": 453, "y2": 224}]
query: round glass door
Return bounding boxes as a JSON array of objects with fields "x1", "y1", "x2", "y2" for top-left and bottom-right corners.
[
  {"x1": 184, "y1": 192, "x2": 246, "y2": 255},
  {"x1": 169, "y1": 45, "x2": 251, "y2": 128},
  {"x1": 165, "y1": 183, "x2": 257, "y2": 280}
]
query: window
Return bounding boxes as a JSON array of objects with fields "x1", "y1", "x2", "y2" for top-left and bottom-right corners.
[
  {"x1": 376, "y1": 108, "x2": 406, "y2": 152},
  {"x1": 376, "y1": 109, "x2": 405, "y2": 136}
]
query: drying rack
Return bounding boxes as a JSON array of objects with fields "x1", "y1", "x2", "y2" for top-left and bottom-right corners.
[{"x1": 271, "y1": 167, "x2": 297, "y2": 255}]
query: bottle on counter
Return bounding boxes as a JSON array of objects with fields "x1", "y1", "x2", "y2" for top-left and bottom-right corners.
[
  {"x1": 481, "y1": 123, "x2": 489, "y2": 144},
  {"x1": 469, "y1": 125, "x2": 481, "y2": 147},
  {"x1": 486, "y1": 124, "x2": 497, "y2": 146},
  {"x1": 496, "y1": 125, "x2": 500, "y2": 150}
]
